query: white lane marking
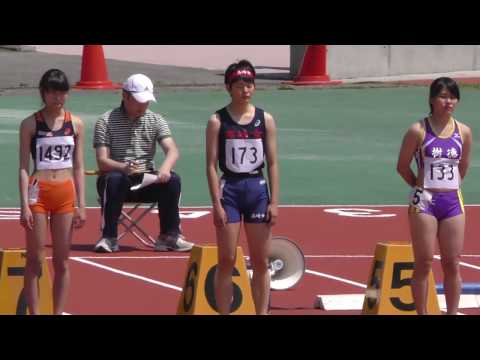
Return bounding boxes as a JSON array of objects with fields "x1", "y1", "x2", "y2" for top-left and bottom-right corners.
[
  {"x1": 52, "y1": 256, "x2": 190, "y2": 260},
  {"x1": 314, "y1": 294, "x2": 476, "y2": 312},
  {"x1": 306, "y1": 269, "x2": 367, "y2": 288},
  {"x1": 47, "y1": 255, "x2": 374, "y2": 260},
  {"x1": 434, "y1": 255, "x2": 480, "y2": 271},
  {"x1": 42, "y1": 254, "x2": 480, "y2": 261},
  {"x1": 306, "y1": 255, "x2": 373, "y2": 258},
  {"x1": 4, "y1": 204, "x2": 480, "y2": 213},
  {"x1": 324, "y1": 208, "x2": 396, "y2": 218},
  {"x1": 0, "y1": 209, "x2": 210, "y2": 220},
  {"x1": 70, "y1": 257, "x2": 182, "y2": 291}
]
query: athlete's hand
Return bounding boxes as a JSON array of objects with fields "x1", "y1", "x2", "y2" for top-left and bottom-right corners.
[
  {"x1": 20, "y1": 206, "x2": 34, "y2": 230},
  {"x1": 267, "y1": 204, "x2": 278, "y2": 226},
  {"x1": 213, "y1": 203, "x2": 227, "y2": 228},
  {"x1": 73, "y1": 207, "x2": 86, "y2": 228}
]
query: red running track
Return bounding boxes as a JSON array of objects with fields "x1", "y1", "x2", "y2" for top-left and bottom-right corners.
[{"x1": 1, "y1": 206, "x2": 480, "y2": 315}]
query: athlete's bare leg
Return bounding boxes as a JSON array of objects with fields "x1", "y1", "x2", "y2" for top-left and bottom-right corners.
[
  {"x1": 244, "y1": 223, "x2": 271, "y2": 315},
  {"x1": 438, "y1": 214, "x2": 465, "y2": 315},
  {"x1": 214, "y1": 223, "x2": 241, "y2": 315},
  {"x1": 50, "y1": 213, "x2": 73, "y2": 315},
  {"x1": 409, "y1": 212, "x2": 438, "y2": 315},
  {"x1": 24, "y1": 212, "x2": 48, "y2": 315}
]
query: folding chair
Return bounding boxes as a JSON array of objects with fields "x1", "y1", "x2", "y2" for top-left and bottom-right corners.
[
  {"x1": 117, "y1": 202, "x2": 157, "y2": 248},
  {"x1": 85, "y1": 170, "x2": 157, "y2": 249}
]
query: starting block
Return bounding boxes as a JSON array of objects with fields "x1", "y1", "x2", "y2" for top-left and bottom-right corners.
[
  {"x1": 0, "y1": 249, "x2": 53, "y2": 315},
  {"x1": 362, "y1": 242, "x2": 441, "y2": 315},
  {"x1": 177, "y1": 245, "x2": 255, "y2": 315},
  {"x1": 315, "y1": 293, "x2": 480, "y2": 311}
]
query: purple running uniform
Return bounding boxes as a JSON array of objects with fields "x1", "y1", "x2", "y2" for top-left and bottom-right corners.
[
  {"x1": 409, "y1": 187, "x2": 464, "y2": 221},
  {"x1": 410, "y1": 117, "x2": 464, "y2": 220},
  {"x1": 415, "y1": 117, "x2": 463, "y2": 190}
]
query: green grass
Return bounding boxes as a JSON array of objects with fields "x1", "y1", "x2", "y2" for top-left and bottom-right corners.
[{"x1": 2, "y1": 86, "x2": 480, "y2": 207}]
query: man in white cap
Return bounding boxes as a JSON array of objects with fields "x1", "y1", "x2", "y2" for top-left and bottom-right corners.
[{"x1": 92, "y1": 74, "x2": 194, "y2": 253}]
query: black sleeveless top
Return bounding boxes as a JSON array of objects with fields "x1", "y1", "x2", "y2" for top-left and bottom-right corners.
[{"x1": 216, "y1": 107, "x2": 266, "y2": 178}]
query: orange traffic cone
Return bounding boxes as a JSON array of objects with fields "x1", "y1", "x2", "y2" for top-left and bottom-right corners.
[
  {"x1": 289, "y1": 45, "x2": 342, "y2": 86},
  {"x1": 74, "y1": 45, "x2": 122, "y2": 89}
]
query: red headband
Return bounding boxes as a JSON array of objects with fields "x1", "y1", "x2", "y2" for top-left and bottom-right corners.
[{"x1": 227, "y1": 69, "x2": 255, "y2": 84}]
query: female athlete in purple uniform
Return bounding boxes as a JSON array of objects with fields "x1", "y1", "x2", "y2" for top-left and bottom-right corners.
[
  {"x1": 397, "y1": 77, "x2": 473, "y2": 315},
  {"x1": 206, "y1": 60, "x2": 279, "y2": 315}
]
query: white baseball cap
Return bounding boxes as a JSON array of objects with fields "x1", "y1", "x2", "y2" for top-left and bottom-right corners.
[{"x1": 123, "y1": 74, "x2": 157, "y2": 103}]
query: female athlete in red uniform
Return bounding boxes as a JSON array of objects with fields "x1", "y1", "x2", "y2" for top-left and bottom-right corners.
[{"x1": 19, "y1": 69, "x2": 86, "y2": 315}]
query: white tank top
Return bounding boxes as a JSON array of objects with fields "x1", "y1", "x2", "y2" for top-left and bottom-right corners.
[
  {"x1": 416, "y1": 118, "x2": 463, "y2": 190},
  {"x1": 31, "y1": 111, "x2": 75, "y2": 171}
]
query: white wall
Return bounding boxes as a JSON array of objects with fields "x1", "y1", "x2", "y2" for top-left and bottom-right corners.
[
  {"x1": 291, "y1": 45, "x2": 480, "y2": 79},
  {"x1": 31, "y1": 45, "x2": 290, "y2": 70},
  {"x1": 329, "y1": 45, "x2": 480, "y2": 79}
]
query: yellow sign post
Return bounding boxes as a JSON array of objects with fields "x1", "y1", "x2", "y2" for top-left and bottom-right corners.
[
  {"x1": 177, "y1": 245, "x2": 256, "y2": 315},
  {"x1": 0, "y1": 249, "x2": 53, "y2": 315},
  {"x1": 362, "y1": 242, "x2": 441, "y2": 315}
]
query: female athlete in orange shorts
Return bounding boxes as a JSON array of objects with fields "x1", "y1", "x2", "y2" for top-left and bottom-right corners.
[{"x1": 18, "y1": 69, "x2": 86, "y2": 315}]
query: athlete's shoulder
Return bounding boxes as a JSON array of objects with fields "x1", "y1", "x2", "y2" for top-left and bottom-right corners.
[
  {"x1": 263, "y1": 110, "x2": 274, "y2": 120},
  {"x1": 208, "y1": 112, "x2": 222, "y2": 126},
  {"x1": 69, "y1": 113, "x2": 84, "y2": 135},
  {"x1": 22, "y1": 112, "x2": 37, "y2": 123},
  {"x1": 455, "y1": 119, "x2": 471, "y2": 132},
  {"x1": 262, "y1": 110, "x2": 276, "y2": 128},
  {"x1": 455, "y1": 119, "x2": 472, "y2": 141},
  {"x1": 402, "y1": 119, "x2": 426, "y2": 147},
  {"x1": 214, "y1": 107, "x2": 227, "y2": 118},
  {"x1": 20, "y1": 113, "x2": 36, "y2": 132},
  {"x1": 408, "y1": 118, "x2": 426, "y2": 133},
  {"x1": 70, "y1": 113, "x2": 84, "y2": 125}
]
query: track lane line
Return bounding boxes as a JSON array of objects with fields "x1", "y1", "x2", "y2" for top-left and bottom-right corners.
[
  {"x1": 306, "y1": 269, "x2": 367, "y2": 288},
  {"x1": 307, "y1": 268, "x2": 467, "y2": 314},
  {"x1": 434, "y1": 255, "x2": 480, "y2": 271},
  {"x1": 71, "y1": 257, "x2": 182, "y2": 291}
]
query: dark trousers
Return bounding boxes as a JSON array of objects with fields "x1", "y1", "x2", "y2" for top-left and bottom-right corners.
[{"x1": 97, "y1": 171, "x2": 182, "y2": 239}]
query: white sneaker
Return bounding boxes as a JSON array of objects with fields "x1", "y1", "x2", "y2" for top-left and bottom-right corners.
[
  {"x1": 155, "y1": 234, "x2": 194, "y2": 252},
  {"x1": 94, "y1": 238, "x2": 120, "y2": 253}
]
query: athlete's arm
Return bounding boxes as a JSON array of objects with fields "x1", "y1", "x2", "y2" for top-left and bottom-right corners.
[
  {"x1": 18, "y1": 116, "x2": 35, "y2": 229},
  {"x1": 265, "y1": 112, "x2": 279, "y2": 226},
  {"x1": 72, "y1": 115, "x2": 86, "y2": 227},
  {"x1": 206, "y1": 114, "x2": 227, "y2": 227},
  {"x1": 397, "y1": 122, "x2": 422, "y2": 188},
  {"x1": 459, "y1": 123, "x2": 473, "y2": 180}
]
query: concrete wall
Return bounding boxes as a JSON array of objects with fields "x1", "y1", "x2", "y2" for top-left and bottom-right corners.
[
  {"x1": 290, "y1": 45, "x2": 480, "y2": 79},
  {"x1": 0, "y1": 45, "x2": 36, "y2": 52}
]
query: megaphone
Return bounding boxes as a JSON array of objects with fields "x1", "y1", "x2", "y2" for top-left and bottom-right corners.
[{"x1": 247, "y1": 236, "x2": 305, "y2": 290}]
